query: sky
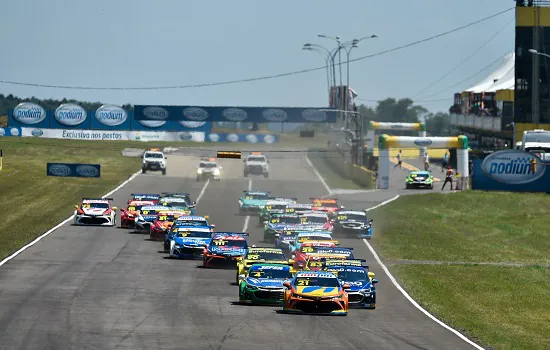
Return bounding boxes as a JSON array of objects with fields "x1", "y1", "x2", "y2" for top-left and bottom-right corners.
[{"x1": 0, "y1": 0, "x2": 515, "y2": 114}]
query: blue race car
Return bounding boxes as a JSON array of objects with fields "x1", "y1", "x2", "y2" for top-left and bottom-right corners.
[
  {"x1": 168, "y1": 226, "x2": 213, "y2": 258},
  {"x1": 164, "y1": 215, "x2": 213, "y2": 251},
  {"x1": 325, "y1": 259, "x2": 378, "y2": 309},
  {"x1": 158, "y1": 196, "x2": 196, "y2": 215},
  {"x1": 238, "y1": 191, "x2": 270, "y2": 215},
  {"x1": 287, "y1": 231, "x2": 334, "y2": 253},
  {"x1": 203, "y1": 232, "x2": 249, "y2": 268},
  {"x1": 332, "y1": 210, "x2": 373, "y2": 239},
  {"x1": 238, "y1": 263, "x2": 293, "y2": 305},
  {"x1": 135, "y1": 205, "x2": 170, "y2": 232},
  {"x1": 263, "y1": 214, "x2": 303, "y2": 243}
]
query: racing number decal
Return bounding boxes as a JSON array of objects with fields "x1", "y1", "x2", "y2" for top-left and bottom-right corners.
[
  {"x1": 213, "y1": 239, "x2": 226, "y2": 246},
  {"x1": 297, "y1": 279, "x2": 310, "y2": 286},
  {"x1": 309, "y1": 262, "x2": 323, "y2": 267},
  {"x1": 82, "y1": 204, "x2": 90, "y2": 209},
  {"x1": 337, "y1": 215, "x2": 347, "y2": 220},
  {"x1": 247, "y1": 254, "x2": 260, "y2": 260},
  {"x1": 127, "y1": 206, "x2": 136, "y2": 211},
  {"x1": 252, "y1": 272, "x2": 263, "y2": 277},
  {"x1": 142, "y1": 210, "x2": 149, "y2": 215},
  {"x1": 285, "y1": 208, "x2": 295, "y2": 213},
  {"x1": 302, "y1": 247, "x2": 314, "y2": 253},
  {"x1": 265, "y1": 205, "x2": 272, "y2": 210},
  {"x1": 300, "y1": 217, "x2": 309, "y2": 223},
  {"x1": 158, "y1": 215, "x2": 168, "y2": 221},
  {"x1": 245, "y1": 196, "x2": 253, "y2": 200},
  {"x1": 271, "y1": 219, "x2": 280, "y2": 223},
  {"x1": 179, "y1": 232, "x2": 189, "y2": 237}
]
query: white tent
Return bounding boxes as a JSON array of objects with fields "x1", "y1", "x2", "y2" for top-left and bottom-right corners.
[
  {"x1": 485, "y1": 64, "x2": 515, "y2": 92},
  {"x1": 465, "y1": 52, "x2": 515, "y2": 93}
]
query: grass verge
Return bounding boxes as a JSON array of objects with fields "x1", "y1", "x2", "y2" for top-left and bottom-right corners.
[
  {"x1": 394, "y1": 264, "x2": 550, "y2": 350},
  {"x1": 370, "y1": 191, "x2": 550, "y2": 349},
  {"x1": 0, "y1": 138, "x2": 148, "y2": 259},
  {"x1": 307, "y1": 151, "x2": 362, "y2": 190}
]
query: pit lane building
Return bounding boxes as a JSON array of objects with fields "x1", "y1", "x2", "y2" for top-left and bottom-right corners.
[{"x1": 449, "y1": 1, "x2": 550, "y2": 148}]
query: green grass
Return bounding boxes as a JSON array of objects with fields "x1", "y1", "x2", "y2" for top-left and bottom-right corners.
[
  {"x1": 0, "y1": 116, "x2": 7, "y2": 127},
  {"x1": 370, "y1": 191, "x2": 550, "y2": 349},
  {"x1": 370, "y1": 191, "x2": 550, "y2": 264},
  {"x1": 0, "y1": 138, "x2": 149, "y2": 259},
  {"x1": 394, "y1": 265, "x2": 550, "y2": 350},
  {"x1": 307, "y1": 153, "x2": 362, "y2": 190}
]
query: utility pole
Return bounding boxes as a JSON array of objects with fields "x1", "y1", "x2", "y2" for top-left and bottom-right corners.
[{"x1": 532, "y1": 20, "x2": 541, "y2": 124}]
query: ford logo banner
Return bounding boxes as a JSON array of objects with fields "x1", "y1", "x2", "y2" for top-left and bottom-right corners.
[{"x1": 47, "y1": 163, "x2": 101, "y2": 178}]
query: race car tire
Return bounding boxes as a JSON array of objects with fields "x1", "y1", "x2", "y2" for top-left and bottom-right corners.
[
  {"x1": 243, "y1": 172, "x2": 248, "y2": 177},
  {"x1": 142, "y1": 168, "x2": 146, "y2": 174},
  {"x1": 239, "y1": 208, "x2": 244, "y2": 216},
  {"x1": 196, "y1": 176, "x2": 200, "y2": 182},
  {"x1": 162, "y1": 169, "x2": 166, "y2": 175},
  {"x1": 164, "y1": 240, "x2": 170, "y2": 252},
  {"x1": 405, "y1": 184, "x2": 412, "y2": 189},
  {"x1": 264, "y1": 172, "x2": 269, "y2": 178},
  {"x1": 429, "y1": 184, "x2": 434, "y2": 189}
]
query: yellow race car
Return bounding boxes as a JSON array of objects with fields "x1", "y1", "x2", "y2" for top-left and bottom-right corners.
[{"x1": 236, "y1": 247, "x2": 294, "y2": 284}]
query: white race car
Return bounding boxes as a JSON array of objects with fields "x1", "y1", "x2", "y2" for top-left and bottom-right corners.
[{"x1": 74, "y1": 198, "x2": 117, "y2": 226}]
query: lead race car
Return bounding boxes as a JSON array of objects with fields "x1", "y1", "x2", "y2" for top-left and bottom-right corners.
[
  {"x1": 73, "y1": 198, "x2": 118, "y2": 226},
  {"x1": 238, "y1": 190, "x2": 270, "y2": 215},
  {"x1": 168, "y1": 226, "x2": 213, "y2": 258},
  {"x1": 238, "y1": 264, "x2": 293, "y2": 305},
  {"x1": 405, "y1": 170, "x2": 435, "y2": 189}
]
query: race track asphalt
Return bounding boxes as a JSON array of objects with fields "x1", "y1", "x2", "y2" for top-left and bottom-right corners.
[{"x1": 0, "y1": 150, "x2": 476, "y2": 350}]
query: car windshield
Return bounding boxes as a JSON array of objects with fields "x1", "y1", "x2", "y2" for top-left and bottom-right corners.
[
  {"x1": 336, "y1": 214, "x2": 366, "y2": 221},
  {"x1": 247, "y1": 251, "x2": 286, "y2": 261},
  {"x1": 176, "y1": 220, "x2": 207, "y2": 226},
  {"x1": 211, "y1": 239, "x2": 247, "y2": 248},
  {"x1": 298, "y1": 235, "x2": 332, "y2": 242},
  {"x1": 82, "y1": 202, "x2": 109, "y2": 209},
  {"x1": 524, "y1": 132, "x2": 550, "y2": 144},
  {"x1": 127, "y1": 204, "x2": 146, "y2": 211},
  {"x1": 176, "y1": 230, "x2": 211, "y2": 238},
  {"x1": 162, "y1": 201, "x2": 189, "y2": 208},
  {"x1": 244, "y1": 193, "x2": 269, "y2": 200},
  {"x1": 248, "y1": 268, "x2": 292, "y2": 279},
  {"x1": 314, "y1": 202, "x2": 338, "y2": 208},
  {"x1": 145, "y1": 153, "x2": 163, "y2": 158},
  {"x1": 302, "y1": 216, "x2": 326, "y2": 224},
  {"x1": 295, "y1": 277, "x2": 339, "y2": 287},
  {"x1": 335, "y1": 269, "x2": 368, "y2": 282},
  {"x1": 248, "y1": 156, "x2": 266, "y2": 162},
  {"x1": 140, "y1": 209, "x2": 160, "y2": 216},
  {"x1": 271, "y1": 216, "x2": 301, "y2": 225},
  {"x1": 412, "y1": 172, "x2": 430, "y2": 177},
  {"x1": 265, "y1": 204, "x2": 287, "y2": 211},
  {"x1": 200, "y1": 163, "x2": 217, "y2": 168}
]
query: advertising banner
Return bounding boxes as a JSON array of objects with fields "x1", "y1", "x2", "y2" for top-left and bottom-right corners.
[
  {"x1": 20, "y1": 127, "x2": 206, "y2": 142},
  {"x1": 50, "y1": 103, "x2": 92, "y2": 129},
  {"x1": 130, "y1": 118, "x2": 211, "y2": 133},
  {"x1": 9, "y1": 102, "x2": 50, "y2": 128},
  {"x1": 0, "y1": 127, "x2": 22, "y2": 137},
  {"x1": 47, "y1": 163, "x2": 101, "y2": 178},
  {"x1": 472, "y1": 150, "x2": 550, "y2": 192},
  {"x1": 91, "y1": 105, "x2": 132, "y2": 130},
  {"x1": 205, "y1": 133, "x2": 279, "y2": 144},
  {"x1": 133, "y1": 105, "x2": 336, "y2": 123}
]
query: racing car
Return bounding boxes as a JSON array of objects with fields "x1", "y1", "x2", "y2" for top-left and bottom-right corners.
[
  {"x1": 120, "y1": 200, "x2": 155, "y2": 228},
  {"x1": 269, "y1": 197, "x2": 297, "y2": 204},
  {"x1": 163, "y1": 215, "x2": 213, "y2": 251},
  {"x1": 238, "y1": 191, "x2": 270, "y2": 215},
  {"x1": 196, "y1": 158, "x2": 222, "y2": 181},
  {"x1": 301, "y1": 248, "x2": 355, "y2": 271},
  {"x1": 134, "y1": 205, "x2": 170, "y2": 232},
  {"x1": 282, "y1": 271, "x2": 350, "y2": 315},
  {"x1": 405, "y1": 170, "x2": 435, "y2": 189},
  {"x1": 203, "y1": 232, "x2": 249, "y2": 268},
  {"x1": 324, "y1": 259, "x2": 378, "y2": 309},
  {"x1": 73, "y1": 198, "x2": 117, "y2": 226},
  {"x1": 168, "y1": 226, "x2": 214, "y2": 258},
  {"x1": 262, "y1": 213, "x2": 303, "y2": 243},
  {"x1": 158, "y1": 196, "x2": 195, "y2": 215},
  {"x1": 292, "y1": 243, "x2": 347, "y2": 270},
  {"x1": 149, "y1": 209, "x2": 189, "y2": 241},
  {"x1": 287, "y1": 231, "x2": 334, "y2": 254},
  {"x1": 159, "y1": 193, "x2": 196, "y2": 209},
  {"x1": 332, "y1": 210, "x2": 373, "y2": 238},
  {"x1": 238, "y1": 264, "x2": 293, "y2": 305},
  {"x1": 128, "y1": 193, "x2": 160, "y2": 204},
  {"x1": 311, "y1": 198, "x2": 342, "y2": 216},
  {"x1": 298, "y1": 212, "x2": 333, "y2": 231},
  {"x1": 236, "y1": 247, "x2": 293, "y2": 284},
  {"x1": 258, "y1": 200, "x2": 292, "y2": 226},
  {"x1": 285, "y1": 203, "x2": 314, "y2": 215}
]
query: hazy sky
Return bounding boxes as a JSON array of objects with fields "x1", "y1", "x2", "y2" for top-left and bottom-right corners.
[{"x1": 0, "y1": 0, "x2": 514, "y2": 113}]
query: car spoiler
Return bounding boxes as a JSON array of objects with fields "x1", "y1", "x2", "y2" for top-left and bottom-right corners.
[
  {"x1": 310, "y1": 197, "x2": 337, "y2": 201},
  {"x1": 83, "y1": 197, "x2": 112, "y2": 201},
  {"x1": 269, "y1": 197, "x2": 297, "y2": 201},
  {"x1": 212, "y1": 232, "x2": 249, "y2": 236},
  {"x1": 324, "y1": 259, "x2": 368, "y2": 268}
]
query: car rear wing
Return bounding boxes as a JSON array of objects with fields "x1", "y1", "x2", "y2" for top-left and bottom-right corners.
[
  {"x1": 212, "y1": 232, "x2": 250, "y2": 237},
  {"x1": 269, "y1": 197, "x2": 298, "y2": 201},
  {"x1": 324, "y1": 259, "x2": 367, "y2": 267},
  {"x1": 310, "y1": 197, "x2": 337, "y2": 201},
  {"x1": 83, "y1": 197, "x2": 112, "y2": 201}
]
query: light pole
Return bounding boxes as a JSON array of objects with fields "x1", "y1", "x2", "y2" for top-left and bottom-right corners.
[
  {"x1": 344, "y1": 35, "x2": 377, "y2": 90},
  {"x1": 320, "y1": 108, "x2": 366, "y2": 166},
  {"x1": 303, "y1": 43, "x2": 335, "y2": 97}
]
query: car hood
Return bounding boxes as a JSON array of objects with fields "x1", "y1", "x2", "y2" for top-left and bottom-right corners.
[
  {"x1": 155, "y1": 221, "x2": 173, "y2": 230},
  {"x1": 295, "y1": 286, "x2": 340, "y2": 297},
  {"x1": 139, "y1": 215, "x2": 158, "y2": 222},
  {"x1": 82, "y1": 208, "x2": 108, "y2": 215},
  {"x1": 244, "y1": 259, "x2": 288, "y2": 267},
  {"x1": 209, "y1": 246, "x2": 246, "y2": 255},
  {"x1": 246, "y1": 161, "x2": 266, "y2": 166},
  {"x1": 344, "y1": 280, "x2": 371, "y2": 292},
  {"x1": 145, "y1": 157, "x2": 164, "y2": 162},
  {"x1": 175, "y1": 237, "x2": 210, "y2": 245},
  {"x1": 124, "y1": 210, "x2": 140, "y2": 217},
  {"x1": 338, "y1": 220, "x2": 368, "y2": 226},
  {"x1": 246, "y1": 277, "x2": 286, "y2": 288}
]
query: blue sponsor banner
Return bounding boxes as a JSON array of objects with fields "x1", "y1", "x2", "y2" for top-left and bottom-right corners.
[
  {"x1": 91, "y1": 105, "x2": 132, "y2": 130},
  {"x1": 9, "y1": 103, "x2": 50, "y2": 128},
  {"x1": 47, "y1": 163, "x2": 101, "y2": 178},
  {"x1": 0, "y1": 127, "x2": 22, "y2": 137},
  {"x1": 206, "y1": 133, "x2": 279, "y2": 144},
  {"x1": 472, "y1": 150, "x2": 550, "y2": 192},
  {"x1": 50, "y1": 104, "x2": 92, "y2": 129},
  {"x1": 133, "y1": 105, "x2": 336, "y2": 123},
  {"x1": 130, "y1": 119, "x2": 212, "y2": 132}
]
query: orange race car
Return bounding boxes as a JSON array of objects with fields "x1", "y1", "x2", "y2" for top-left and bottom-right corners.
[
  {"x1": 120, "y1": 200, "x2": 155, "y2": 228},
  {"x1": 282, "y1": 271, "x2": 350, "y2": 315},
  {"x1": 310, "y1": 198, "x2": 343, "y2": 216},
  {"x1": 149, "y1": 210, "x2": 189, "y2": 241}
]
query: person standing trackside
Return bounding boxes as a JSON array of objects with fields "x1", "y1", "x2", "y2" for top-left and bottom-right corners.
[
  {"x1": 394, "y1": 150, "x2": 403, "y2": 169},
  {"x1": 442, "y1": 166, "x2": 454, "y2": 190},
  {"x1": 424, "y1": 152, "x2": 430, "y2": 171},
  {"x1": 441, "y1": 152, "x2": 449, "y2": 172}
]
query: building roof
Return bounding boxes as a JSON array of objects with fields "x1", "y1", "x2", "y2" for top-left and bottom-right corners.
[{"x1": 464, "y1": 52, "x2": 515, "y2": 93}]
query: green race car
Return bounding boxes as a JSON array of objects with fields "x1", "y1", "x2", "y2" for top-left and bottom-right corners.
[
  {"x1": 238, "y1": 191, "x2": 270, "y2": 215},
  {"x1": 238, "y1": 263, "x2": 293, "y2": 305},
  {"x1": 258, "y1": 198, "x2": 297, "y2": 226},
  {"x1": 405, "y1": 170, "x2": 434, "y2": 189}
]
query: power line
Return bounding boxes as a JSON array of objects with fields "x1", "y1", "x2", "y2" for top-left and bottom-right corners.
[
  {"x1": 0, "y1": 6, "x2": 515, "y2": 91},
  {"x1": 412, "y1": 17, "x2": 513, "y2": 99}
]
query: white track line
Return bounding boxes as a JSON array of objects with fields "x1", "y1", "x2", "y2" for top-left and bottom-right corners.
[
  {"x1": 305, "y1": 156, "x2": 332, "y2": 194},
  {"x1": 241, "y1": 179, "x2": 252, "y2": 232},
  {"x1": 0, "y1": 169, "x2": 143, "y2": 268},
  {"x1": 195, "y1": 179, "x2": 210, "y2": 203},
  {"x1": 363, "y1": 195, "x2": 485, "y2": 350}
]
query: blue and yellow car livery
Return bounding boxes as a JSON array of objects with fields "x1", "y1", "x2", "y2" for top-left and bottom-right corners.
[{"x1": 238, "y1": 263, "x2": 293, "y2": 305}]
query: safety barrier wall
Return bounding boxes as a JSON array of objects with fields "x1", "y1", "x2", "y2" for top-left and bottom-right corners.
[
  {"x1": 308, "y1": 148, "x2": 374, "y2": 188},
  {"x1": 0, "y1": 127, "x2": 22, "y2": 137}
]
